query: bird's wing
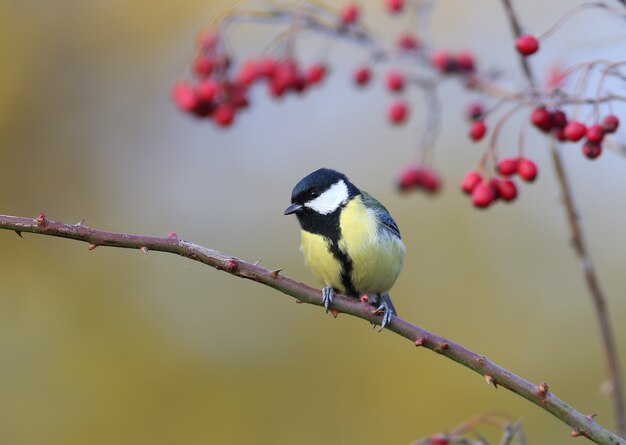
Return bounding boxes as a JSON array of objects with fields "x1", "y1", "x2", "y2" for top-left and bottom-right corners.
[{"x1": 361, "y1": 191, "x2": 402, "y2": 239}]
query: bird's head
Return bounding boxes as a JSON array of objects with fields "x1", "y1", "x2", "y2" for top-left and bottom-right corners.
[{"x1": 284, "y1": 168, "x2": 359, "y2": 216}]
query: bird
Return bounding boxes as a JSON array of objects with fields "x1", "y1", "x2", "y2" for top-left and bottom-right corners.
[{"x1": 284, "y1": 168, "x2": 405, "y2": 329}]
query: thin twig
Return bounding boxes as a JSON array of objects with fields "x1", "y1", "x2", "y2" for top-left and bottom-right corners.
[
  {"x1": 0, "y1": 213, "x2": 623, "y2": 445},
  {"x1": 500, "y1": 0, "x2": 626, "y2": 436}
]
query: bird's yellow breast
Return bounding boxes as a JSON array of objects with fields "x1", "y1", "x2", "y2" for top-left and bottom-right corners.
[{"x1": 299, "y1": 196, "x2": 405, "y2": 295}]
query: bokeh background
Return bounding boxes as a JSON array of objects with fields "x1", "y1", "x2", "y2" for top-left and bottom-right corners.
[{"x1": 1, "y1": 0, "x2": 626, "y2": 443}]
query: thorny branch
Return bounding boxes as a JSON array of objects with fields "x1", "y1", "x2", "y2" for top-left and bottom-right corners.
[
  {"x1": 0, "y1": 213, "x2": 624, "y2": 445},
  {"x1": 500, "y1": 0, "x2": 626, "y2": 437}
]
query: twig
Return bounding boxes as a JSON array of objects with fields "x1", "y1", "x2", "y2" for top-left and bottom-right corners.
[
  {"x1": 0, "y1": 213, "x2": 623, "y2": 445},
  {"x1": 500, "y1": 0, "x2": 626, "y2": 436}
]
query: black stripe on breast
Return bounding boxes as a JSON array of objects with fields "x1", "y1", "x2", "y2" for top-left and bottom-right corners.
[{"x1": 297, "y1": 207, "x2": 357, "y2": 296}]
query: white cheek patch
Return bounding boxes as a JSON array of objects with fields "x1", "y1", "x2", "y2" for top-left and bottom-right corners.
[{"x1": 305, "y1": 180, "x2": 349, "y2": 215}]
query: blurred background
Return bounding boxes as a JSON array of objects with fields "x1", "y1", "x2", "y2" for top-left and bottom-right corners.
[{"x1": 1, "y1": 0, "x2": 626, "y2": 443}]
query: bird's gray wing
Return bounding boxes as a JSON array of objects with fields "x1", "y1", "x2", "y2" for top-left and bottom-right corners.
[{"x1": 361, "y1": 191, "x2": 401, "y2": 239}]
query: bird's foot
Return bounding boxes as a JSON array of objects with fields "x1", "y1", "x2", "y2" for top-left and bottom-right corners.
[
  {"x1": 372, "y1": 299, "x2": 394, "y2": 332},
  {"x1": 322, "y1": 287, "x2": 335, "y2": 314}
]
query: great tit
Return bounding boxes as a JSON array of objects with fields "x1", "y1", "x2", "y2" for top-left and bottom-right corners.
[{"x1": 284, "y1": 168, "x2": 405, "y2": 328}]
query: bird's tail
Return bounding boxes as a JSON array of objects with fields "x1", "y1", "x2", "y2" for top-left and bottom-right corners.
[{"x1": 378, "y1": 293, "x2": 397, "y2": 316}]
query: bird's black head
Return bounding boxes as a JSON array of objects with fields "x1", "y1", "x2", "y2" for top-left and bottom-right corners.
[{"x1": 284, "y1": 168, "x2": 360, "y2": 217}]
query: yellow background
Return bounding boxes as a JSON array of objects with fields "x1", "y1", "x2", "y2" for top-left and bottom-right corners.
[{"x1": 1, "y1": 0, "x2": 625, "y2": 443}]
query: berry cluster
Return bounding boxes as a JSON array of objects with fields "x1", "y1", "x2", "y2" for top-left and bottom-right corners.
[
  {"x1": 529, "y1": 106, "x2": 619, "y2": 160},
  {"x1": 172, "y1": 32, "x2": 327, "y2": 127},
  {"x1": 461, "y1": 157, "x2": 537, "y2": 209},
  {"x1": 396, "y1": 166, "x2": 441, "y2": 194}
]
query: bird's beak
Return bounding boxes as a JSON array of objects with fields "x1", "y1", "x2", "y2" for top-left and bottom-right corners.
[{"x1": 284, "y1": 203, "x2": 303, "y2": 215}]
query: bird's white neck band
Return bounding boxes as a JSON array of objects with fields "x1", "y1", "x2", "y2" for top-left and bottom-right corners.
[{"x1": 304, "y1": 180, "x2": 349, "y2": 215}]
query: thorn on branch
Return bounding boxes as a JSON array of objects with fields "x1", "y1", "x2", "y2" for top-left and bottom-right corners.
[
  {"x1": 295, "y1": 299, "x2": 303, "y2": 304},
  {"x1": 87, "y1": 243, "x2": 98, "y2": 251},
  {"x1": 485, "y1": 375, "x2": 498, "y2": 388},
  {"x1": 586, "y1": 413, "x2": 598, "y2": 421},
  {"x1": 75, "y1": 219, "x2": 85, "y2": 227},
  {"x1": 270, "y1": 268, "x2": 284, "y2": 278},
  {"x1": 330, "y1": 308, "x2": 339, "y2": 318},
  {"x1": 253, "y1": 259, "x2": 262, "y2": 266},
  {"x1": 14, "y1": 230, "x2": 22, "y2": 238},
  {"x1": 140, "y1": 246, "x2": 149, "y2": 254}
]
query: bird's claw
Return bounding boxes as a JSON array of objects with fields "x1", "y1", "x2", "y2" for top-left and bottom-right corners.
[
  {"x1": 372, "y1": 300, "x2": 393, "y2": 332},
  {"x1": 322, "y1": 287, "x2": 334, "y2": 314}
]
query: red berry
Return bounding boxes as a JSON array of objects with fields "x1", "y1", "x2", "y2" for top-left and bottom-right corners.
[
  {"x1": 273, "y1": 59, "x2": 299, "y2": 92},
  {"x1": 396, "y1": 166, "x2": 421, "y2": 190},
  {"x1": 193, "y1": 56, "x2": 214, "y2": 78},
  {"x1": 385, "y1": 70, "x2": 405, "y2": 92},
  {"x1": 396, "y1": 33, "x2": 418, "y2": 50},
  {"x1": 515, "y1": 34, "x2": 539, "y2": 56},
  {"x1": 466, "y1": 102, "x2": 484, "y2": 121},
  {"x1": 212, "y1": 103, "x2": 236, "y2": 127},
  {"x1": 385, "y1": 0, "x2": 404, "y2": 13},
  {"x1": 494, "y1": 178, "x2": 518, "y2": 202},
  {"x1": 258, "y1": 58, "x2": 278, "y2": 78},
  {"x1": 388, "y1": 101, "x2": 409, "y2": 124},
  {"x1": 455, "y1": 51, "x2": 475, "y2": 72},
  {"x1": 517, "y1": 158, "x2": 538, "y2": 182},
  {"x1": 469, "y1": 121, "x2": 487, "y2": 141},
  {"x1": 461, "y1": 171, "x2": 482, "y2": 194},
  {"x1": 353, "y1": 66, "x2": 372, "y2": 86},
  {"x1": 430, "y1": 51, "x2": 453, "y2": 72},
  {"x1": 235, "y1": 60, "x2": 259, "y2": 87},
  {"x1": 171, "y1": 82, "x2": 199, "y2": 112},
  {"x1": 551, "y1": 110, "x2": 567, "y2": 129},
  {"x1": 554, "y1": 128, "x2": 567, "y2": 142},
  {"x1": 583, "y1": 142, "x2": 602, "y2": 159},
  {"x1": 497, "y1": 158, "x2": 518, "y2": 176},
  {"x1": 306, "y1": 63, "x2": 327, "y2": 85},
  {"x1": 196, "y1": 32, "x2": 219, "y2": 52},
  {"x1": 195, "y1": 79, "x2": 220, "y2": 102},
  {"x1": 586, "y1": 124, "x2": 605, "y2": 143},
  {"x1": 418, "y1": 169, "x2": 441, "y2": 193},
  {"x1": 530, "y1": 107, "x2": 552, "y2": 132},
  {"x1": 603, "y1": 114, "x2": 619, "y2": 133},
  {"x1": 428, "y1": 441, "x2": 448, "y2": 445},
  {"x1": 564, "y1": 120, "x2": 587, "y2": 142},
  {"x1": 340, "y1": 3, "x2": 359, "y2": 25},
  {"x1": 471, "y1": 182, "x2": 496, "y2": 208}
]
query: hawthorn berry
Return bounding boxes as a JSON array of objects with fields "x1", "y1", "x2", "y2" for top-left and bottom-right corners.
[
  {"x1": 430, "y1": 51, "x2": 453, "y2": 72},
  {"x1": 586, "y1": 124, "x2": 605, "y2": 144},
  {"x1": 196, "y1": 31, "x2": 219, "y2": 52},
  {"x1": 235, "y1": 60, "x2": 259, "y2": 87},
  {"x1": 455, "y1": 51, "x2": 475, "y2": 72},
  {"x1": 551, "y1": 110, "x2": 567, "y2": 129},
  {"x1": 172, "y1": 82, "x2": 199, "y2": 112},
  {"x1": 583, "y1": 142, "x2": 602, "y2": 159},
  {"x1": 385, "y1": 0, "x2": 404, "y2": 13},
  {"x1": 193, "y1": 56, "x2": 214, "y2": 77},
  {"x1": 418, "y1": 169, "x2": 441, "y2": 193},
  {"x1": 428, "y1": 438, "x2": 449, "y2": 445},
  {"x1": 603, "y1": 114, "x2": 619, "y2": 133},
  {"x1": 385, "y1": 70, "x2": 405, "y2": 92},
  {"x1": 517, "y1": 158, "x2": 538, "y2": 182},
  {"x1": 554, "y1": 128, "x2": 567, "y2": 142},
  {"x1": 471, "y1": 182, "x2": 496, "y2": 208},
  {"x1": 493, "y1": 178, "x2": 518, "y2": 202},
  {"x1": 340, "y1": 3, "x2": 359, "y2": 25},
  {"x1": 388, "y1": 101, "x2": 409, "y2": 124},
  {"x1": 396, "y1": 33, "x2": 419, "y2": 50},
  {"x1": 515, "y1": 34, "x2": 539, "y2": 56},
  {"x1": 195, "y1": 79, "x2": 220, "y2": 102},
  {"x1": 306, "y1": 63, "x2": 327, "y2": 85},
  {"x1": 497, "y1": 158, "x2": 518, "y2": 176},
  {"x1": 469, "y1": 121, "x2": 487, "y2": 141},
  {"x1": 396, "y1": 166, "x2": 421, "y2": 190},
  {"x1": 353, "y1": 66, "x2": 372, "y2": 86},
  {"x1": 530, "y1": 107, "x2": 552, "y2": 132},
  {"x1": 258, "y1": 58, "x2": 278, "y2": 78},
  {"x1": 564, "y1": 120, "x2": 586, "y2": 142},
  {"x1": 212, "y1": 103, "x2": 236, "y2": 127},
  {"x1": 461, "y1": 171, "x2": 482, "y2": 194}
]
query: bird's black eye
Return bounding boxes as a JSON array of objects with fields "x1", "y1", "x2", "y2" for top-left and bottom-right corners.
[{"x1": 309, "y1": 190, "x2": 319, "y2": 199}]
